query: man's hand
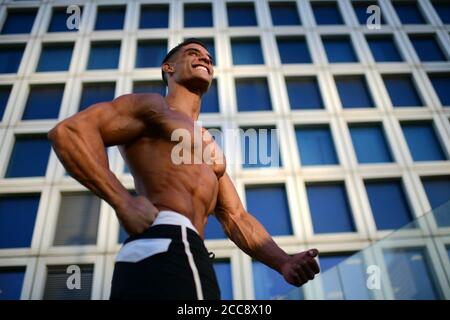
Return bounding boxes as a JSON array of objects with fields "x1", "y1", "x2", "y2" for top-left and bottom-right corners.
[
  {"x1": 115, "y1": 195, "x2": 159, "y2": 236},
  {"x1": 280, "y1": 249, "x2": 320, "y2": 287}
]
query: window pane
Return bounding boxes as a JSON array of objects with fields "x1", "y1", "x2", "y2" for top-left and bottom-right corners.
[
  {"x1": 231, "y1": 38, "x2": 264, "y2": 65},
  {"x1": 0, "y1": 85, "x2": 12, "y2": 120},
  {"x1": 0, "y1": 194, "x2": 39, "y2": 249},
  {"x1": 205, "y1": 214, "x2": 227, "y2": 240},
  {"x1": 245, "y1": 185, "x2": 293, "y2": 236},
  {"x1": 312, "y1": 2, "x2": 344, "y2": 25},
  {"x1": 235, "y1": 78, "x2": 272, "y2": 111},
  {"x1": 286, "y1": 77, "x2": 324, "y2": 110},
  {"x1": 22, "y1": 84, "x2": 64, "y2": 120},
  {"x1": 241, "y1": 127, "x2": 281, "y2": 168},
  {"x1": 307, "y1": 183, "x2": 355, "y2": 233},
  {"x1": 269, "y1": 2, "x2": 301, "y2": 26},
  {"x1": 140, "y1": 4, "x2": 169, "y2": 29},
  {"x1": 349, "y1": 124, "x2": 393, "y2": 163},
  {"x1": 87, "y1": 41, "x2": 121, "y2": 70},
  {"x1": 365, "y1": 180, "x2": 414, "y2": 230},
  {"x1": 422, "y1": 177, "x2": 450, "y2": 209},
  {"x1": 401, "y1": 122, "x2": 446, "y2": 161},
  {"x1": 393, "y1": 1, "x2": 426, "y2": 24},
  {"x1": 79, "y1": 82, "x2": 115, "y2": 111},
  {"x1": 0, "y1": 267, "x2": 25, "y2": 300},
  {"x1": 213, "y1": 260, "x2": 233, "y2": 300},
  {"x1": 1, "y1": 9, "x2": 37, "y2": 34},
  {"x1": 384, "y1": 248, "x2": 440, "y2": 299},
  {"x1": 409, "y1": 35, "x2": 446, "y2": 62},
  {"x1": 227, "y1": 3, "x2": 257, "y2": 26},
  {"x1": 276, "y1": 37, "x2": 311, "y2": 64},
  {"x1": 94, "y1": 6, "x2": 125, "y2": 30},
  {"x1": 323, "y1": 36, "x2": 358, "y2": 63},
  {"x1": 295, "y1": 126, "x2": 338, "y2": 165},
  {"x1": 335, "y1": 76, "x2": 374, "y2": 108},
  {"x1": 53, "y1": 193, "x2": 100, "y2": 246},
  {"x1": 184, "y1": 3, "x2": 212, "y2": 27},
  {"x1": 366, "y1": 35, "x2": 403, "y2": 62},
  {"x1": 136, "y1": 40, "x2": 167, "y2": 68},
  {"x1": 201, "y1": 79, "x2": 219, "y2": 113},
  {"x1": 383, "y1": 75, "x2": 423, "y2": 107},
  {"x1": 43, "y1": 264, "x2": 93, "y2": 300},
  {"x1": 5, "y1": 136, "x2": 51, "y2": 178},
  {"x1": 432, "y1": 1, "x2": 450, "y2": 24},
  {"x1": 36, "y1": 43, "x2": 73, "y2": 72},
  {"x1": 429, "y1": 74, "x2": 450, "y2": 106},
  {"x1": 48, "y1": 7, "x2": 82, "y2": 32},
  {"x1": 133, "y1": 81, "x2": 166, "y2": 96},
  {"x1": 352, "y1": 1, "x2": 385, "y2": 25},
  {"x1": 253, "y1": 260, "x2": 302, "y2": 299},
  {"x1": 0, "y1": 44, "x2": 25, "y2": 74}
]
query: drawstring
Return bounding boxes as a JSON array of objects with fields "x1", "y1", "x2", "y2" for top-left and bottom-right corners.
[{"x1": 208, "y1": 251, "x2": 215, "y2": 260}]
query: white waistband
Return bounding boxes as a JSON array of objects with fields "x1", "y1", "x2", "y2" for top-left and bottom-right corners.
[{"x1": 153, "y1": 210, "x2": 199, "y2": 235}]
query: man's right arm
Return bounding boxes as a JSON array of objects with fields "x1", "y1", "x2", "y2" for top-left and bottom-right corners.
[{"x1": 48, "y1": 93, "x2": 163, "y2": 235}]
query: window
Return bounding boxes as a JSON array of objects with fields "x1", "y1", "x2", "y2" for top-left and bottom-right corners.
[
  {"x1": 311, "y1": 2, "x2": 344, "y2": 25},
  {"x1": 184, "y1": 3, "x2": 213, "y2": 27},
  {"x1": 409, "y1": 35, "x2": 446, "y2": 62},
  {"x1": 432, "y1": 1, "x2": 450, "y2": 24},
  {"x1": 0, "y1": 44, "x2": 25, "y2": 74},
  {"x1": 133, "y1": 81, "x2": 166, "y2": 96},
  {"x1": 335, "y1": 76, "x2": 374, "y2": 108},
  {"x1": 306, "y1": 183, "x2": 356, "y2": 233},
  {"x1": 140, "y1": 4, "x2": 169, "y2": 29},
  {"x1": 241, "y1": 126, "x2": 281, "y2": 168},
  {"x1": 231, "y1": 38, "x2": 264, "y2": 65},
  {"x1": 365, "y1": 180, "x2": 414, "y2": 230},
  {"x1": 384, "y1": 248, "x2": 440, "y2": 299},
  {"x1": 205, "y1": 214, "x2": 227, "y2": 240},
  {"x1": 22, "y1": 84, "x2": 64, "y2": 120},
  {"x1": 285, "y1": 77, "x2": 324, "y2": 110},
  {"x1": 393, "y1": 1, "x2": 426, "y2": 24},
  {"x1": 349, "y1": 124, "x2": 393, "y2": 163},
  {"x1": 36, "y1": 43, "x2": 74, "y2": 72},
  {"x1": 352, "y1": 1, "x2": 385, "y2": 25},
  {"x1": 253, "y1": 260, "x2": 303, "y2": 299},
  {"x1": 79, "y1": 82, "x2": 116, "y2": 111},
  {"x1": 402, "y1": 122, "x2": 446, "y2": 161},
  {"x1": 245, "y1": 185, "x2": 293, "y2": 236},
  {"x1": 322, "y1": 36, "x2": 358, "y2": 63},
  {"x1": 94, "y1": 6, "x2": 125, "y2": 30},
  {"x1": 48, "y1": 7, "x2": 82, "y2": 32},
  {"x1": 201, "y1": 79, "x2": 219, "y2": 113},
  {"x1": 135, "y1": 40, "x2": 167, "y2": 68},
  {"x1": 213, "y1": 260, "x2": 233, "y2": 300},
  {"x1": 422, "y1": 177, "x2": 450, "y2": 209},
  {"x1": 0, "y1": 267, "x2": 25, "y2": 300},
  {"x1": 295, "y1": 126, "x2": 338, "y2": 165},
  {"x1": 383, "y1": 75, "x2": 423, "y2": 107},
  {"x1": 227, "y1": 3, "x2": 257, "y2": 27},
  {"x1": 1, "y1": 9, "x2": 37, "y2": 34},
  {"x1": 5, "y1": 136, "x2": 51, "y2": 178},
  {"x1": 235, "y1": 78, "x2": 272, "y2": 111},
  {"x1": 429, "y1": 74, "x2": 450, "y2": 106},
  {"x1": 366, "y1": 35, "x2": 403, "y2": 62},
  {"x1": 276, "y1": 37, "x2": 311, "y2": 64},
  {"x1": 87, "y1": 41, "x2": 121, "y2": 70},
  {"x1": 269, "y1": 2, "x2": 301, "y2": 26},
  {"x1": 0, "y1": 194, "x2": 39, "y2": 249},
  {"x1": 53, "y1": 193, "x2": 101, "y2": 246},
  {"x1": 0, "y1": 85, "x2": 12, "y2": 121},
  {"x1": 43, "y1": 264, "x2": 94, "y2": 300}
]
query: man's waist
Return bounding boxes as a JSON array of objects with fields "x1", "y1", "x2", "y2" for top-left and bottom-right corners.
[{"x1": 153, "y1": 210, "x2": 199, "y2": 235}]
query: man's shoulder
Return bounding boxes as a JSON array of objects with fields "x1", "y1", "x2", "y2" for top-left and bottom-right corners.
[{"x1": 115, "y1": 92, "x2": 167, "y2": 113}]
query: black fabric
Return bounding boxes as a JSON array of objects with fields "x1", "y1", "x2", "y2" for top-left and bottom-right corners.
[{"x1": 110, "y1": 224, "x2": 221, "y2": 300}]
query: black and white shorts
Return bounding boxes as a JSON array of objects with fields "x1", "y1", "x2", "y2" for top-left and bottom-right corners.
[{"x1": 110, "y1": 211, "x2": 220, "y2": 300}]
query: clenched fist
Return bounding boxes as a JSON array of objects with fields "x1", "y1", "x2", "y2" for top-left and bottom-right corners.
[
  {"x1": 281, "y1": 249, "x2": 320, "y2": 287},
  {"x1": 115, "y1": 195, "x2": 159, "y2": 236}
]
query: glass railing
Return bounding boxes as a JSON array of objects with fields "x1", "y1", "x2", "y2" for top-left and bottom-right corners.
[{"x1": 280, "y1": 200, "x2": 450, "y2": 300}]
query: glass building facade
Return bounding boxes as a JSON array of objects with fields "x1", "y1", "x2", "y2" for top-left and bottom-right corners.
[{"x1": 0, "y1": 0, "x2": 449, "y2": 300}]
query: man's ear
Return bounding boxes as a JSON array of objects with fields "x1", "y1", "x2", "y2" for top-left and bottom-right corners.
[{"x1": 162, "y1": 62, "x2": 174, "y2": 74}]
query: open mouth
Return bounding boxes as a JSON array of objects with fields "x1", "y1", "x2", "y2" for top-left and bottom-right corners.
[{"x1": 193, "y1": 65, "x2": 209, "y2": 75}]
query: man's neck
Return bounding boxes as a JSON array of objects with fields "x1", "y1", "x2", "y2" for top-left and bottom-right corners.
[{"x1": 165, "y1": 83, "x2": 202, "y2": 120}]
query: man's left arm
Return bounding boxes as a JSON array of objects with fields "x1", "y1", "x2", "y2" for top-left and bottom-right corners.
[{"x1": 214, "y1": 173, "x2": 320, "y2": 286}]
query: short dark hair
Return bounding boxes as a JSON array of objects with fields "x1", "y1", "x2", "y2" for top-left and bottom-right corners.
[{"x1": 161, "y1": 38, "x2": 208, "y2": 86}]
